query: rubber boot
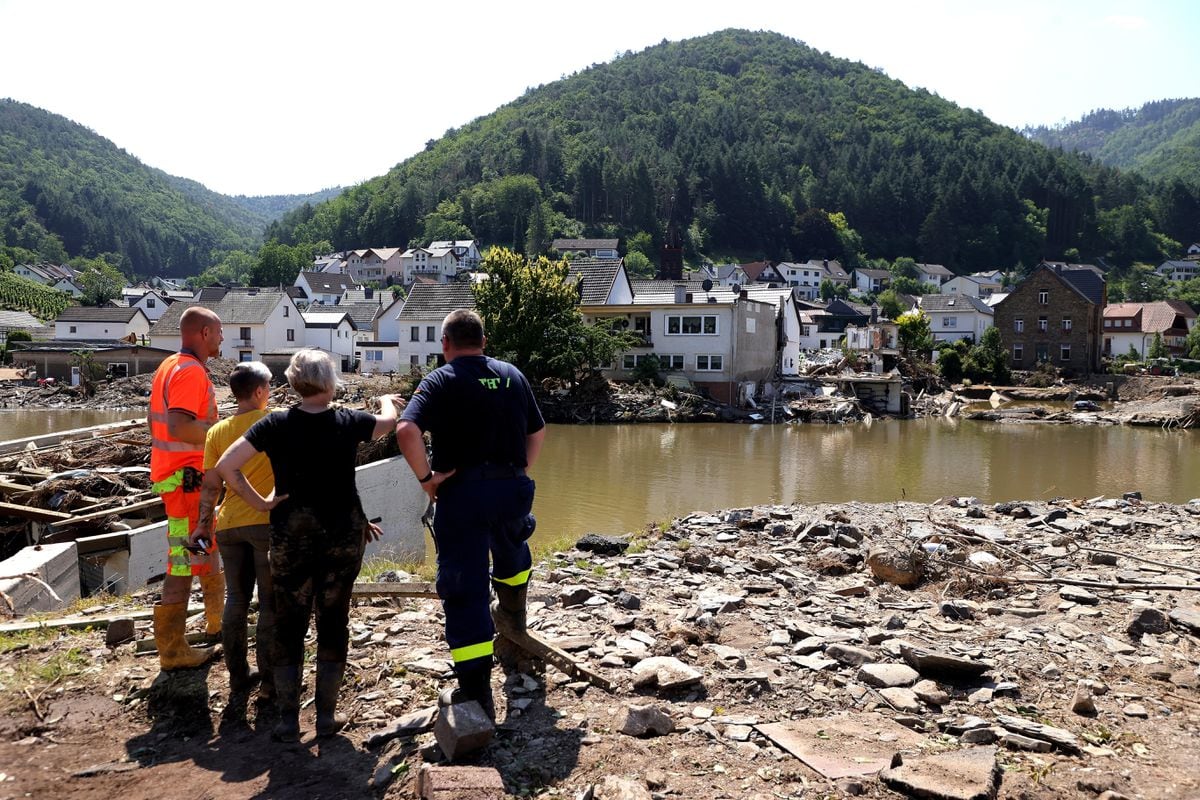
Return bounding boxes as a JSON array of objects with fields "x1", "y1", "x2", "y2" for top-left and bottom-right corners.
[
  {"x1": 199, "y1": 572, "x2": 225, "y2": 640},
  {"x1": 255, "y1": 621, "x2": 276, "y2": 705},
  {"x1": 438, "y1": 666, "x2": 495, "y2": 722},
  {"x1": 271, "y1": 664, "x2": 302, "y2": 742},
  {"x1": 222, "y1": 617, "x2": 259, "y2": 696},
  {"x1": 314, "y1": 661, "x2": 348, "y2": 737},
  {"x1": 153, "y1": 602, "x2": 217, "y2": 671},
  {"x1": 490, "y1": 581, "x2": 528, "y2": 636}
]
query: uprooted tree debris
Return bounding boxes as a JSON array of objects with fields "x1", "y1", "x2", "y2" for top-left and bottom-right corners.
[{"x1": 0, "y1": 496, "x2": 1198, "y2": 798}]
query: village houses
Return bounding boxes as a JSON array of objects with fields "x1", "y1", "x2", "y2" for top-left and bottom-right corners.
[
  {"x1": 1102, "y1": 301, "x2": 1196, "y2": 359},
  {"x1": 1156, "y1": 260, "x2": 1200, "y2": 282},
  {"x1": 53, "y1": 306, "x2": 150, "y2": 341},
  {"x1": 852, "y1": 267, "x2": 890, "y2": 295},
  {"x1": 552, "y1": 238, "x2": 620, "y2": 260},
  {"x1": 993, "y1": 263, "x2": 1106, "y2": 375},
  {"x1": 941, "y1": 273, "x2": 1002, "y2": 299},
  {"x1": 300, "y1": 310, "x2": 357, "y2": 370},
  {"x1": 399, "y1": 240, "x2": 482, "y2": 286},
  {"x1": 914, "y1": 262, "x2": 953, "y2": 290},
  {"x1": 345, "y1": 247, "x2": 403, "y2": 284},
  {"x1": 294, "y1": 270, "x2": 360, "y2": 306},
  {"x1": 147, "y1": 288, "x2": 303, "y2": 367},
  {"x1": 918, "y1": 293, "x2": 995, "y2": 345}
]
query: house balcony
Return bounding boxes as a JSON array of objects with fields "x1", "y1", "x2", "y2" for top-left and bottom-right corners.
[{"x1": 232, "y1": 338, "x2": 254, "y2": 348}]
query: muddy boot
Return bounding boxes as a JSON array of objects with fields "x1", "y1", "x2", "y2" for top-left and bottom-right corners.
[
  {"x1": 438, "y1": 666, "x2": 495, "y2": 722},
  {"x1": 314, "y1": 661, "x2": 348, "y2": 737},
  {"x1": 271, "y1": 664, "x2": 301, "y2": 742},
  {"x1": 490, "y1": 581, "x2": 528, "y2": 636},
  {"x1": 222, "y1": 615, "x2": 259, "y2": 696},
  {"x1": 153, "y1": 602, "x2": 218, "y2": 671},
  {"x1": 199, "y1": 572, "x2": 225, "y2": 641}
]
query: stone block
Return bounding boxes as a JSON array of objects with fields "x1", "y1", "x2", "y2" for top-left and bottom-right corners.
[
  {"x1": 433, "y1": 702, "x2": 494, "y2": 762},
  {"x1": 416, "y1": 765, "x2": 504, "y2": 799}
]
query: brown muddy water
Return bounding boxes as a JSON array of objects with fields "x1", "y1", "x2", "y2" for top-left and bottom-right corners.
[{"x1": 2, "y1": 412, "x2": 1194, "y2": 549}]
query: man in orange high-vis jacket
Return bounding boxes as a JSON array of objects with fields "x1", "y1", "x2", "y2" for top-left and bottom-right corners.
[{"x1": 148, "y1": 306, "x2": 224, "y2": 671}]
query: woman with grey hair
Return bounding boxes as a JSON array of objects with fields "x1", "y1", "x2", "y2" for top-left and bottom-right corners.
[{"x1": 213, "y1": 348, "x2": 404, "y2": 742}]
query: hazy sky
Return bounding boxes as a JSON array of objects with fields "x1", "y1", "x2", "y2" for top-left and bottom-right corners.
[{"x1": 2, "y1": 0, "x2": 1196, "y2": 196}]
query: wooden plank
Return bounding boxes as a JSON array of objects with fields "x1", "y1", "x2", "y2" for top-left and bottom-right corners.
[
  {"x1": 494, "y1": 614, "x2": 613, "y2": 692},
  {"x1": 0, "y1": 606, "x2": 202, "y2": 634},
  {"x1": 135, "y1": 625, "x2": 254, "y2": 653},
  {"x1": 0, "y1": 418, "x2": 147, "y2": 456},
  {"x1": 351, "y1": 582, "x2": 439, "y2": 598},
  {"x1": 0, "y1": 500, "x2": 75, "y2": 523},
  {"x1": 48, "y1": 497, "x2": 162, "y2": 530}
]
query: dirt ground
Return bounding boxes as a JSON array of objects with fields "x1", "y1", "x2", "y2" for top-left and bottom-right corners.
[{"x1": 2, "y1": 498, "x2": 1199, "y2": 800}]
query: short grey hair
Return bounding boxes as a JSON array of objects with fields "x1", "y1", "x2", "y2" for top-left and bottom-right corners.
[{"x1": 285, "y1": 348, "x2": 341, "y2": 397}]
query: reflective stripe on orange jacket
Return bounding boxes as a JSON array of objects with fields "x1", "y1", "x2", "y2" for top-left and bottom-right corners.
[{"x1": 149, "y1": 352, "x2": 217, "y2": 481}]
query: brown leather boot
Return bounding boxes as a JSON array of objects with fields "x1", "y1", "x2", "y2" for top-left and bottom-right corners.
[
  {"x1": 153, "y1": 602, "x2": 218, "y2": 671},
  {"x1": 199, "y1": 572, "x2": 225, "y2": 639}
]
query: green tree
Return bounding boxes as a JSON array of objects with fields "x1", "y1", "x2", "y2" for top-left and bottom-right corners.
[
  {"x1": 936, "y1": 347, "x2": 964, "y2": 383},
  {"x1": 421, "y1": 199, "x2": 474, "y2": 244},
  {"x1": 890, "y1": 257, "x2": 919, "y2": 280},
  {"x1": 963, "y1": 326, "x2": 1011, "y2": 384},
  {"x1": 1184, "y1": 325, "x2": 1200, "y2": 359},
  {"x1": 632, "y1": 354, "x2": 663, "y2": 386},
  {"x1": 1148, "y1": 331, "x2": 1168, "y2": 359},
  {"x1": 73, "y1": 257, "x2": 126, "y2": 306},
  {"x1": 470, "y1": 247, "x2": 589, "y2": 382},
  {"x1": 896, "y1": 309, "x2": 933, "y2": 359},
  {"x1": 875, "y1": 289, "x2": 904, "y2": 320},
  {"x1": 819, "y1": 279, "x2": 836, "y2": 301},
  {"x1": 252, "y1": 241, "x2": 310, "y2": 286},
  {"x1": 624, "y1": 251, "x2": 653, "y2": 277}
]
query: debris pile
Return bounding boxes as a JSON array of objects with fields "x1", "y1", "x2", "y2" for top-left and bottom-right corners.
[{"x1": 2, "y1": 497, "x2": 1198, "y2": 798}]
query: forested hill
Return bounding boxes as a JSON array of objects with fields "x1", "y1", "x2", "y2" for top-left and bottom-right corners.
[
  {"x1": 0, "y1": 99, "x2": 262, "y2": 276},
  {"x1": 268, "y1": 29, "x2": 1199, "y2": 272},
  {"x1": 228, "y1": 187, "x2": 345, "y2": 221},
  {"x1": 1023, "y1": 98, "x2": 1200, "y2": 188}
]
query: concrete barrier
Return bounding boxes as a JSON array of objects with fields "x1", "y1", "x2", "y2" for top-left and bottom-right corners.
[{"x1": 0, "y1": 542, "x2": 81, "y2": 614}]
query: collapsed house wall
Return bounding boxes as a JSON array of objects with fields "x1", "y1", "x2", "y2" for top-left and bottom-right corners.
[{"x1": 0, "y1": 542, "x2": 80, "y2": 614}]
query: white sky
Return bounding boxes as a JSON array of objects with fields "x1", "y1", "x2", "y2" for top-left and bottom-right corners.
[{"x1": 1, "y1": 0, "x2": 1196, "y2": 197}]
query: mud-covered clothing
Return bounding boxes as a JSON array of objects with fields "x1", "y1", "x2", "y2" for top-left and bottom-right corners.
[
  {"x1": 204, "y1": 409, "x2": 274, "y2": 532},
  {"x1": 243, "y1": 405, "x2": 376, "y2": 668},
  {"x1": 401, "y1": 355, "x2": 544, "y2": 473},
  {"x1": 269, "y1": 507, "x2": 366, "y2": 667},
  {"x1": 244, "y1": 406, "x2": 376, "y2": 532},
  {"x1": 217, "y1": 524, "x2": 274, "y2": 689},
  {"x1": 401, "y1": 355, "x2": 543, "y2": 673}
]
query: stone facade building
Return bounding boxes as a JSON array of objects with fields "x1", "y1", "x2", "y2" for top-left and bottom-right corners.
[{"x1": 993, "y1": 264, "x2": 1106, "y2": 375}]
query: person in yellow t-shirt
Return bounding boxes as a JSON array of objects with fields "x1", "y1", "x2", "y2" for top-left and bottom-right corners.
[{"x1": 192, "y1": 361, "x2": 277, "y2": 707}]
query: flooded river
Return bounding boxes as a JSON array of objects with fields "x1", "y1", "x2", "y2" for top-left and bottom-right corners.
[{"x1": 2, "y1": 411, "x2": 1195, "y2": 551}]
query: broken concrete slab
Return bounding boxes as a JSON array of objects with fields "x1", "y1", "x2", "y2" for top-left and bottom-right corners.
[
  {"x1": 631, "y1": 656, "x2": 702, "y2": 690},
  {"x1": 858, "y1": 662, "x2": 919, "y2": 688},
  {"x1": 880, "y1": 745, "x2": 1000, "y2": 800},
  {"x1": 900, "y1": 643, "x2": 991, "y2": 680},
  {"x1": 0, "y1": 541, "x2": 79, "y2": 614},
  {"x1": 616, "y1": 703, "x2": 674, "y2": 737},
  {"x1": 433, "y1": 702, "x2": 494, "y2": 762},
  {"x1": 756, "y1": 712, "x2": 925, "y2": 779},
  {"x1": 994, "y1": 714, "x2": 1081, "y2": 755}
]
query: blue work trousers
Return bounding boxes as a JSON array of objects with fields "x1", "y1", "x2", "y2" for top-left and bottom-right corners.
[{"x1": 433, "y1": 475, "x2": 535, "y2": 673}]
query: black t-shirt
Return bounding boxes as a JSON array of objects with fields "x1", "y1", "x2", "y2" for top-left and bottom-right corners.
[
  {"x1": 244, "y1": 406, "x2": 376, "y2": 529},
  {"x1": 401, "y1": 355, "x2": 545, "y2": 473}
]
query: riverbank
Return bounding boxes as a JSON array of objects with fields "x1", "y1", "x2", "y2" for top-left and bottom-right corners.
[{"x1": 1, "y1": 497, "x2": 1198, "y2": 799}]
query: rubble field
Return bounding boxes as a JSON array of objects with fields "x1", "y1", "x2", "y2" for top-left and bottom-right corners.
[{"x1": 1, "y1": 497, "x2": 1198, "y2": 799}]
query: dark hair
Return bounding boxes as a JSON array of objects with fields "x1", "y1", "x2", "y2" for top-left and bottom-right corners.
[
  {"x1": 228, "y1": 361, "x2": 272, "y2": 400},
  {"x1": 441, "y1": 309, "x2": 485, "y2": 349}
]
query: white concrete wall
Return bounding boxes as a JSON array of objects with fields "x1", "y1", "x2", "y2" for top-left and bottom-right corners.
[
  {"x1": 100, "y1": 456, "x2": 426, "y2": 593},
  {"x1": 55, "y1": 316, "x2": 150, "y2": 340},
  {"x1": 0, "y1": 542, "x2": 80, "y2": 614}
]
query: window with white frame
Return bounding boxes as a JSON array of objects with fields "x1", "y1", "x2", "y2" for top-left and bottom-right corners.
[
  {"x1": 659, "y1": 354, "x2": 684, "y2": 370},
  {"x1": 1062, "y1": 316, "x2": 1072, "y2": 331},
  {"x1": 621, "y1": 353, "x2": 656, "y2": 370},
  {"x1": 665, "y1": 314, "x2": 718, "y2": 335},
  {"x1": 695, "y1": 354, "x2": 724, "y2": 371},
  {"x1": 1038, "y1": 291, "x2": 1048, "y2": 304},
  {"x1": 1060, "y1": 344, "x2": 1071, "y2": 361},
  {"x1": 1013, "y1": 344, "x2": 1024, "y2": 361},
  {"x1": 1037, "y1": 316, "x2": 1048, "y2": 332},
  {"x1": 1014, "y1": 318, "x2": 1023, "y2": 333},
  {"x1": 942, "y1": 317, "x2": 957, "y2": 328}
]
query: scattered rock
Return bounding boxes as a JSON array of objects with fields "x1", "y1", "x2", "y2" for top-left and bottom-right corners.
[
  {"x1": 595, "y1": 776, "x2": 652, "y2": 800},
  {"x1": 858, "y1": 663, "x2": 919, "y2": 688},
  {"x1": 901, "y1": 644, "x2": 991, "y2": 679},
  {"x1": 576, "y1": 533, "x2": 630, "y2": 556},
  {"x1": 880, "y1": 745, "x2": 1001, "y2": 800},
  {"x1": 866, "y1": 545, "x2": 926, "y2": 587},
  {"x1": 616, "y1": 704, "x2": 674, "y2": 737},
  {"x1": 104, "y1": 618, "x2": 135, "y2": 648},
  {"x1": 1071, "y1": 682, "x2": 1097, "y2": 716},
  {"x1": 433, "y1": 702, "x2": 494, "y2": 762},
  {"x1": 631, "y1": 657, "x2": 702, "y2": 690}
]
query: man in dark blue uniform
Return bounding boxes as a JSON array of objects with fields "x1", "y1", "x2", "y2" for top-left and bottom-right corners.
[{"x1": 395, "y1": 309, "x2": 545, "y2": 721}]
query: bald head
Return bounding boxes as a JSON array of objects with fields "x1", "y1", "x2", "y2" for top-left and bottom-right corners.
[{"x1": 180, "y1": 306, "x2": 223, "y2": 360}]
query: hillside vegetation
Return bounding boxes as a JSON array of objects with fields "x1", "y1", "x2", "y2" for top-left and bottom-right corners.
[
  {"x1": 269, "y1": 29, "x2": 1200, "y2": 272},
  {"x1": 0, "y1": 271, "x2": 71, "y2": 319},
  {"x1": 0, "y1": 99, "x2": 261, "y2": 277},
  {"x1": 1024, "y1": 98, "x2": 1200, "y2": 189}
]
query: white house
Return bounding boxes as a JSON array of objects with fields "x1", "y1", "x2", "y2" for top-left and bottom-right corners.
[
  {"x1": 52, "y1": 278, "x2": 85, "y2": 298},
  {"x1": 700, "y1": 263, "x2": 751, "y2": 288},
  {"x1": 580, "y1": 285, "x2": 778, "y2": 405},
  {"x1": 1187, "y1": 243, "x2": 1200, "y2": 259},
  {"x1": 853, "y1": 268, "x2": 891, "y2": 295},
  {"x1": 918, "y1": 293, "x2": 994, "y2": 344},
  {"x1": 400, "y1": 241, "x2": 481, "y2": 285},
  {"x1": 552, "y1": 238, "x2": 619, "y2": 260},
  {"x1": 1157, "y1": 260, "x2": 1200, "y2": 282},
  {"x1": 915, "y1": 263, "x2": 953, "y2": 290},
  {"x1": 346, "y1": 248, "x2": 403, "y2": 284},
  {"x1": 147, "y1": 288, "x2": 302, "y2": 362},
  {"x1": 568, "y1": 259, "x2": 634, "y2": 306},
  {"x1": 54, "y1": 306, "x2": 150, "y2": 341},
  {"x1": 392, "y1": 282, "x2": 477, "y2": 370},
  {"x1": 294, "y1": 271, "x2": 360, "y2": 306},
  {"x1": 313, "y1": 252, "x2": 349, "y2": 274},
  {"x1": 774, "y1": 261, "x2": 852, "y2": 299},
  {"x1": 1103, "y1": 301, "x2": 1197, "y2": 358},
  {"x1": 941, "y1": 274, "x2": 1002, "y2": 299},
  {"x1": 302, "y1": 311, "x2": 358, "y2": 370},
  {"x1": 129, "y1": 289, "x2": 172, "y2": 321}
]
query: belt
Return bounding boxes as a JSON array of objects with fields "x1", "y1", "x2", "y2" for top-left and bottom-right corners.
[{"x1": 454, "y1": 464, "x2": 526, "y2": 481}]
